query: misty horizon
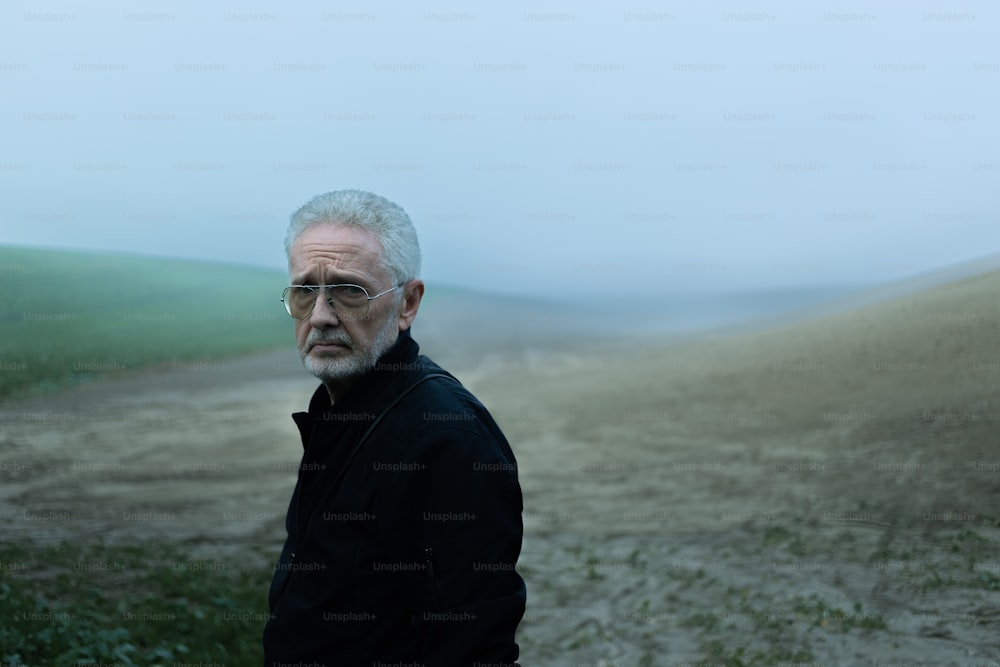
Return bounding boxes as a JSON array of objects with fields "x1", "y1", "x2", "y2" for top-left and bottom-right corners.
[{"x1": 2, "y1": 1, "x2": 997, "y2": 300}]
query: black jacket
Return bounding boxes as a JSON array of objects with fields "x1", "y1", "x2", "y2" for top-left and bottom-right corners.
[{"x1": 263, "y1": 330, "x2": 525, "y2": 666}]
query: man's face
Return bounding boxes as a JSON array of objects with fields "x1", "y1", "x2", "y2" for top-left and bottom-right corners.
[{"x1": 288, "y1": 223, "x2": 402, "y2": 391}]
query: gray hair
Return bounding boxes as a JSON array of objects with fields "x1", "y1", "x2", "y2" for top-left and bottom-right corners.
[{"x1": 285, "y1": 189, "x2": 421, "y2": 284}]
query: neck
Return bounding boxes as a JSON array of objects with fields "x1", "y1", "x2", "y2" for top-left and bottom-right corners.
[{"x1": 323, "y1": 377, "x2": 354, "y2": 405}]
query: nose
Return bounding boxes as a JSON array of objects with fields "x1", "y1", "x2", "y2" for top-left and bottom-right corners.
[{"x1": 308, "y1": 289, "x2": 340, "y2": 328}]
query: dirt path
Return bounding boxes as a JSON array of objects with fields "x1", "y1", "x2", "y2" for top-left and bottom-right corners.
[
  {"x1": 0, "y1": 338, "x2": 617, "y2": 553},
  {"x1": 1, "y1": 348, "x2": 313, "y2": 558}
]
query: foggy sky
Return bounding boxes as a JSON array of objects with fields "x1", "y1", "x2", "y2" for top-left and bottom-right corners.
[{"x1": 1, "y1": 0, "x2": 997, "y2": 299}]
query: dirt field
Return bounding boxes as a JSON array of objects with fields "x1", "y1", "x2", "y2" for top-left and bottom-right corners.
[{"x1": 2, "y1": 272, "x2": 1000, "y2": 665}]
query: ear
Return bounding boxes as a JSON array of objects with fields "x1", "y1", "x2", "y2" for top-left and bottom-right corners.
[{"x1": 397, "y1": 279, "x2": 424, "y2": 332}]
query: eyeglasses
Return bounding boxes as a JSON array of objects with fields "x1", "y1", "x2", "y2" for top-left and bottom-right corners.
[{"x1": 280, "y1": 283, "x2": 403, "y2": 320}]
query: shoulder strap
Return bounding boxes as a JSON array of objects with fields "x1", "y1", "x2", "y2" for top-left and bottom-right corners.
[
  {"x1": 354, "y1": 372, "x2": 456, "y2": 452},
  {"x1": 302, "y1": 372, "x2": 458, "y2": 536}
]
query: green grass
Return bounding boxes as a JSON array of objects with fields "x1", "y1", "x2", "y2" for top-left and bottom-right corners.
[
  {"x1": 699, "y1": 638, "x2": 814, "y2": 667},
  {"x1": 0, "y1": 541, "x2": 271, "y2": 666},
  {"x1": 791, "y1": 596, "x2": 888, "y2": 632},
  {"x1": 0, "y1": 245, "x2": 294, "y2": 400}
]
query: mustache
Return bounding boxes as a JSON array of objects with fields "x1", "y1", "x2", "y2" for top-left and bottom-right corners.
[{"x1": 306, "y1": 331, "x2": 353, "y2": 348}]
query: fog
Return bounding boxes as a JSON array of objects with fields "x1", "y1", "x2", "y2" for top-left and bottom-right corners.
[{"x1": 2, "y1": 0, "x2": 997, "y2": 299}]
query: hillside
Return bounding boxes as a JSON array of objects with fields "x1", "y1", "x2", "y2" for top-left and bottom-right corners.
[
  {"x1": 0, "y1": 246, "x2": 594, "y2": 400},
  {"x1": 482, "y1": 268, "x2": 1000, "y2": 534},
  {"x1": 0, "y1": 246, "x2": 293, "y2": 399}
]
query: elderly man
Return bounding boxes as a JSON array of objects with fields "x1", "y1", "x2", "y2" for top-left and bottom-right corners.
[{"x1": 262, "y1": 190, "x2": 525, "y2": 666}]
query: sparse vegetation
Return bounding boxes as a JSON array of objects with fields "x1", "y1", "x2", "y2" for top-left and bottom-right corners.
[{"x1": 0, "y1": 541, "x2": 271, "y2": 667}]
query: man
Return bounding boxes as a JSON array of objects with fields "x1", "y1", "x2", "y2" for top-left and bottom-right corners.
[{"x1": 263, "y1": 190, "x2": 525, "y2": 666}]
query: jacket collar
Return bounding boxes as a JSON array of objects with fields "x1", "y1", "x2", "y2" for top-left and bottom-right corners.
[{"x1": 292, "y1": 328, "x2": 427, "y2": 447}]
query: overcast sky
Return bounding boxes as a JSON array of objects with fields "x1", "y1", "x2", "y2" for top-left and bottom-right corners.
[{"x1": 1, "y1": 1, "x2": 996, "y2": 299}]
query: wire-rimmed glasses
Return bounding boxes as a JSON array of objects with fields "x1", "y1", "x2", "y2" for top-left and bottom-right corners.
[{"x1": 280, "y1": 283, "x2": 402, "y2": 320}]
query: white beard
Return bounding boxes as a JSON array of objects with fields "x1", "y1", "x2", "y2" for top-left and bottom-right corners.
[{"x1": 300, "y1": 312, "x2": 400, "y2": 386}]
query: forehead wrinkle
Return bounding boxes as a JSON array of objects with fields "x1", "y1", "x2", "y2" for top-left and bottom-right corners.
[{"x1": 290, "y1": 239, "x2": 386, "y2": 286}]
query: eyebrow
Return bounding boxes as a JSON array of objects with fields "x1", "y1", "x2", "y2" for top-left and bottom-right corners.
[{"x1": 291, "y1": 272, "x2": 372, "y2": 288}]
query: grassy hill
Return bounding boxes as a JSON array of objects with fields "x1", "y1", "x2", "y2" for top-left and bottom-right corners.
[
  {"x1": 0, "y1": 246, "x2": 294, "y2": 400},
  {"x1": 0, "y1": 245, "x2": 610, "y2": 401},
  {"x1": 487, "y1": 266, "x2": 1000, "y2": 532}
]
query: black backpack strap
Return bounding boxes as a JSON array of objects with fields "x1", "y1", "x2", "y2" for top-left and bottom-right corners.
[
  {"x1": 305, "y1": 372, "x2": 458, "y2": 532},
  {"x1": 354, "y1": 372, "x2": 456, "y2": 452}
]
